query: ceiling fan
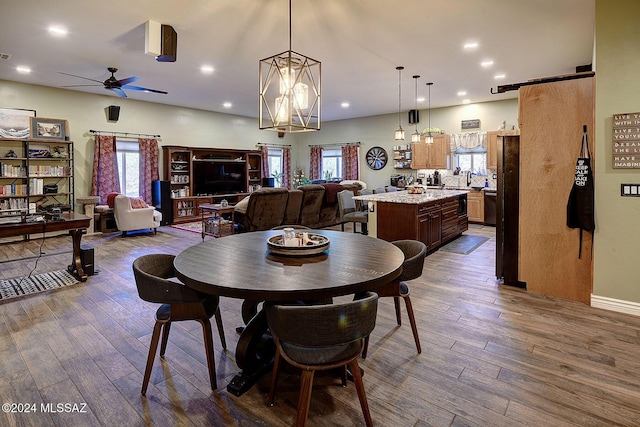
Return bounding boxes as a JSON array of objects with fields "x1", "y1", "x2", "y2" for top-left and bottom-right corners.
[{"x1": 59, "y1": 67, "x2": 168, "y2": 98}]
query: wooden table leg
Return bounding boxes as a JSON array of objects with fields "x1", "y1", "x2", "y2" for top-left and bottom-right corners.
[{"x1": 67, "y1": 228, "x2": 87, "y2": 282}]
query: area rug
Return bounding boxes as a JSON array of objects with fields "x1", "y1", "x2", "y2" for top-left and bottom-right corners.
[
  {"x1": 0, "y1": 270, "x2": 79, "y2": 302},
  {"x1": 440, "y1": 234, "x2": 489, "y2": 255},
  {"x1": 170, "y1": 221, "x2": 202, "y2": 234}
]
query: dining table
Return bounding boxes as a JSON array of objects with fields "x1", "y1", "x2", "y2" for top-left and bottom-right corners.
[{"x1": 174, "y1": 229, "x2": 404, "y2": 396}]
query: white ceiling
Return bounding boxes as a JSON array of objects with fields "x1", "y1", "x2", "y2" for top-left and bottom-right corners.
[{"x1": 0, "y1": 0, "x2": 594, "y2": 122}]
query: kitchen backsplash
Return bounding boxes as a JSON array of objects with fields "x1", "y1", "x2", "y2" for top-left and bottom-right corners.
[{"x1": 416, "y1": 168, "x2": 497, "y2": 189}]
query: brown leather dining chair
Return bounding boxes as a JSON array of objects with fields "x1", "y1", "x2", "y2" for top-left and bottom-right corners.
[
  {"x1": 265, "y1": 292, "x2": 379, "y2": 427},
  {"x1": 132, "y1": 254, "x2": 226, "y2": 395},
  {"x1": 362, "y1": 240, "x2": 426, "y2": 357}
]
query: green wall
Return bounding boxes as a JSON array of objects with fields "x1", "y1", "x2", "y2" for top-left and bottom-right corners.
[{"x1": 593, "y1": 0, "x2": 640, "y2": 303}]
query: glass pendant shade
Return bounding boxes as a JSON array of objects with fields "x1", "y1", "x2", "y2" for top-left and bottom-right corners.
[
  {"x1": 425, "y1": 134, "x2": 434, "y2": 144},
  {"x1": 259, "y1": 0, "x2": 320, "y2": 133},
  {"x1": 411, "y1": 130, "x2": 421, "y2": 143},
  {"x1": 395, "y1": 126, "x2": 405, "y2": 141}
]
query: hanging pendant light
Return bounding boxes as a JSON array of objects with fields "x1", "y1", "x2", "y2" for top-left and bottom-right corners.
[
  {"x1": 425, "y1": 82, "x2": 434, "y2": 144},
  {"x1": 411, "y1": 75, "x2": 421, "y2": 143},
  {"x1": 394, "y1": 66, "x2": 405, "y2": 141},
  {"x1": 259, "y1": 0, "x2": 321, "y2": 133}
]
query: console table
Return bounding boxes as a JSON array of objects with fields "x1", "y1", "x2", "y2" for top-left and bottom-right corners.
[{"x1": 0, "y1": 212, "x2": 92, "y2": 281}]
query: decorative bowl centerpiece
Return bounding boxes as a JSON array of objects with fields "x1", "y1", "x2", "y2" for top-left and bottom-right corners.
[
  {"x1": 406, "y1": 186, "x2": 424, "y2": 194},
  {"x1": 267, "y1": 232, "x2": 330, "y2": 256}
]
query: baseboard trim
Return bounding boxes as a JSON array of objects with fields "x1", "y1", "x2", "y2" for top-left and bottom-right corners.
[{"x1": 591, "y1": 294, "x2": 640, "y2": 317}]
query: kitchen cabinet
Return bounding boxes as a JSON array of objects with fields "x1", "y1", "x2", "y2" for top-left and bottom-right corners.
[
  {"x1": 487, "y1": 130, "x2": 519, "y2": 170},
  {"x1": 440, "y1": 197, "x2": 459, "y2": 243},
  {"x1": 411, "y1": 134, "x2": 450, "y2": 169},
  {"x1": 467, "y1": 190, "x2": 484, "y2": 223},
  {"x1": 418, "y1": 202, "x2": 442, "y2": 251}
]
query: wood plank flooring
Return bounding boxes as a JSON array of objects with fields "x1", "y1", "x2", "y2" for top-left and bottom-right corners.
[{"x1": 1, "y1": 224, "x2": 640, "y2": 426}]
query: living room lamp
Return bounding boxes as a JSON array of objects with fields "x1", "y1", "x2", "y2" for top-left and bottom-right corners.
[
  {"x1": 394, "y1": 66, "x2": 405, "y2": 141},
  {"x1": 259, "y1": 0, "x2": 321, "y2": 133},
  {"x1": 424, "y1": 82, "x2": 434, "y2": 144},
  {"x1": 411, "y1": 75, "x2": 421, "y2": 143}
]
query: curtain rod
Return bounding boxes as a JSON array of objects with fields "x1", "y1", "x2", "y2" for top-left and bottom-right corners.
[
  {"x1": 89, "y1": 130, "x2": 161, "y2": 138},
  {"x1": 308, "y1": 142, "x2": 361, "y2": 148},
  {"x1": 256, "y1": 142, "x2": 292, "y2": 148}
]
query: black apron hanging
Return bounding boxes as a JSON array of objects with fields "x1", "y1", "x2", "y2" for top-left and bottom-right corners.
[{"x1": 567, "y1": 125, "x2": 595, "y2": 258}]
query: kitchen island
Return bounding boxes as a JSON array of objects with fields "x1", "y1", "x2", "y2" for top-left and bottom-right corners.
[{"x1": 354, "y1": 188, "x2": 469, "y2": 252}]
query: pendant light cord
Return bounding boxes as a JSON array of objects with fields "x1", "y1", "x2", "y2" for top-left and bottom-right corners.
[
  {"x1": 288, "y1": 0, "x2": 292, "y2": 52},
  {"x1": 413, "y1": 75, "x2": 420, "y2": 134},
  {"x1": 397, "y1": 66, "x2": 404, "y2": 128}
]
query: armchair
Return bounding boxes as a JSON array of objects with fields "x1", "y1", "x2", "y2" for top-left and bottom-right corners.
[{"x1": 113, "y1": 194, "x2": 162, "y2": 237}]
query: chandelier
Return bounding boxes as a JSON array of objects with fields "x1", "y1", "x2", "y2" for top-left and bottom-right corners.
[{"x1": 259, "y1": 0, "x2": 321, "y2": 133}]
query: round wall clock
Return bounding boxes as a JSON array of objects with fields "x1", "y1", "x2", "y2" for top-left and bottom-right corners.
[{"x1": 365, "y1": 146, "x2": 388, "y2": 170}]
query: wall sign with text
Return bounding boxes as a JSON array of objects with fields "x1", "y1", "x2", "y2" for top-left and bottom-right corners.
[{"x1": 612, "y1": 112, "x2": 640, "y2": 168}]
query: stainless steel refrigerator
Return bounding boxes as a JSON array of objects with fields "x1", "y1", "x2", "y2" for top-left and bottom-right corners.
[{"x1": 496, "y1": 135, "x2": 525, "y2": 288}]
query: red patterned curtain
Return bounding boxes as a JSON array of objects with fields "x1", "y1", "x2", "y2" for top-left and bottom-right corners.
[
  {"x1": 282, "y1": 146, "x2": 291, "y2": 189},
  {"x1": 309, "y1": 146, "x2": 322, "y2": 180},
  {"x1": 138, "y1": 138, "x2": 159, "y2": 204},
  {"x1": 91, "y1": 135, "x2": 120, "y2": 205},
  {"x1": 341, "y1": 144, "x2": 360, "y2": 180},
  {"x1": 260, "y1": 145, "x2": 269, "y2": 179}
]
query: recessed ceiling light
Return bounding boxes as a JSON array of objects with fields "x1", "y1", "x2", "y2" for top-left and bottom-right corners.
[
  {"x1": 16, "y1": 66, "x2": 31, "y2": 74},
  {"x1": 417, "y1": 97, "x2": 425, "y2": 103},
  {"x1": 481, "y1": 60, "x2": 494, "y2": 67},
  {"x1": 457, "y1": 91, "x2": 467, "y2": 96},
  {"x1": 463, "y1": 42, "x2": 478, "y2": 49},
  {"x1": 462, "y1": 99, "x2": 471, "y2": 104},
  {"x1": 200, "y1": 65, "x2": 214, "y2": 74},
  {"x1": 48, "y1": 26, "x2": 68, "y2": 36},
  {"x1": 494, "y1": 74, "x2": 506, "y2": 79},
  {"x1": 223, "y1": 102, "x2": 232, "y2": 108},
  {"x1": 341, "y1": 102, "x2": 350, "y2": 108}
]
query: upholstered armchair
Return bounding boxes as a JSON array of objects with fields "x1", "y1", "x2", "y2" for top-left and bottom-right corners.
[{"x1": 113, "y1": 194, "x2": 162, "y2": 237}]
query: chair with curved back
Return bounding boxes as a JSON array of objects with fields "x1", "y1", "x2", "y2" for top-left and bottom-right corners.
[
  {"x1": 266, "y1": 292, "x2": 379, "y2": 427},
  {"x1": 362, "y1": 240, "x2": 426, "y2": 357},
  {"x1": 337, "y1": 189, "x2": 368, "y2": 234},
  {"x1": 132, "y1": 254, "x2": 226, "y2": 395}
]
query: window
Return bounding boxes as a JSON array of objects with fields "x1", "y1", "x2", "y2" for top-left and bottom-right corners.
[
  {"x1": 321, "y1": 149, "x2": 342, "y2": 180},
  {"x1": 116, "y1": 140, "x2": 140, "y2": 197},
  {"x1": 454, "y1": 146, "x2": 487, "y2": 175},
  {"x1": 267, "y1": 148, "x2": 283, "y2": 187}
]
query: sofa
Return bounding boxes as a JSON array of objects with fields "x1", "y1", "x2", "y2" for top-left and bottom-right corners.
[{"x1": 234, "y1": 183, "x2": 362, "y2": 231}]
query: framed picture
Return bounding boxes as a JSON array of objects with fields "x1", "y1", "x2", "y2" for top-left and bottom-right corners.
[
  {"x1": 30, "y1": 117, "x2": 67, "y2": 141},
  {"x1": 0, "y1": 107, "x2": 36, "y2": 139},
  {"x1": 461, "y1": 119, "x2": 481, "y2": 130}
]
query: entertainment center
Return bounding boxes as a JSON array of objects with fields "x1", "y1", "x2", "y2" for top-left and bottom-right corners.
[{"x1": 161, "y1": 146, "x2": 263, "y2": 224}]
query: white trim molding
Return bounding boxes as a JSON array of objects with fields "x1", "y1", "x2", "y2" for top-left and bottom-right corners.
[{"x1": 591, "y1": 294, "x2": 640, "y2": 317}]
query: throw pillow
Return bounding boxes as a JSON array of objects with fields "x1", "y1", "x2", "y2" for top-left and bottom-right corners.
[
  {"x1": 106, "y1": 192, "x2": 120, "y2": 208},
  {"x1": 130, "y1": 197, "x2": 149, "y2": 209}
]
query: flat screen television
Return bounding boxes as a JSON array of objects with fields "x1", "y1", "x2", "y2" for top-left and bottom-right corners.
[{"x1": 192, "y1": 161, "x2": 245, "y2": 195}]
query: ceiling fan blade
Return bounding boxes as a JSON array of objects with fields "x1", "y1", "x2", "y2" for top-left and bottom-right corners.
[
  {"x1": 117, "y1": 76, "x2": 139, "y2": 86},
  {"x1": 110, "y1": 88, "x2": 128, "y2": 98},
  {"x1": 121, "y1": 85, "x2": 168, "y2": 95},
  {"x1": 58, "y1": 71, "x2": 104, "y2": 84}
]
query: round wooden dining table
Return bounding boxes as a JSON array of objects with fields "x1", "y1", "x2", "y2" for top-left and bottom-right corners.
[{"x1": 174, "y1": 229, "x2": 404, "y2": 396}]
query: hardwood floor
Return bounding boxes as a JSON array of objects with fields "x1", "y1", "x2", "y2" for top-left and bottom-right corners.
[{"x1": 1, "y1": 224, "x2": 640, "y2": 426}]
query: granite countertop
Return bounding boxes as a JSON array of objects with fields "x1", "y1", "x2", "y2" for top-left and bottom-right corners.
[{"x1": 353, "y1": 188, "x2": 469, "y2": 204}]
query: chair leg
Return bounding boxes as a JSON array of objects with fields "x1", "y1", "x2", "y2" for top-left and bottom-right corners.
[
  {"x1": 296, "y1": 369, "x2": 315, "y2": 427},
  {"x1": 159, "y1": 322, "x2": 171, "y2": 357},
  {"x1": 393, "y1": 297, "x2": 402, "y2": 326},
  {"x1": 267, "y1": 349, "x2": 282, "y2": 406},
  {"x1": 214, "y1": 307, "x2": 227, "y2": 349},
  {"x1": 403, "y1": 295, "x2": 422, "y2": 354},
  {"x1": 198, "y1": 319, "x2": 217, "y2": 390},
  {"x1": 141, "y1": 321, "x2": 163, "y2": 395},
  {"x1": 348, "y1": 359, "x2": 373, "y2": 427},
  {"x1": 341, "y1": 223, "x2": 345, "y2": 232},
  {"x1": 352, "y1": 222, "x2": 357, "y2": 233},
  {"x1": 361, "y1": 223, "x2": 368, "y2": 235}
]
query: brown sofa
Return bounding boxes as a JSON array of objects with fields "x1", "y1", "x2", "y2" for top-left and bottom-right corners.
[{"x1": 234, "y1": 183, "x2": 363, "y2": 231}]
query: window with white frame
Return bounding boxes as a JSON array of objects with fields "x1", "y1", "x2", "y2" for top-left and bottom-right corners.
[
  {"x1": 321, "y1": 149, "x2": 342, "y2": 180},
  {"x1": 454, "y1": 146, "x2": 487, "y2": 175},
  {"x1": 267, "y1": 148, "x2": 283, "y2": 187},
  {"x1": 116, "y1": 140, "x2": 140, "y2": 197}
]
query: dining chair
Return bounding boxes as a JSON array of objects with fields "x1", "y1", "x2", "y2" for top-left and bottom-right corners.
[
  {"x1": 362, "y1": 240, "x2": 426, "y2": 357},
  {"x1": 132, "y1": 254, "x2": 226, "y2": 395},
  {"x1": 337, "y1": 189, "x2": 368, "y2": 234},
  {"x1": 373, "y1": 187, "x2": 386, "y2": 194},
  {"x1": 265, "y1": 292, "x2": 378, "y2": 427}
]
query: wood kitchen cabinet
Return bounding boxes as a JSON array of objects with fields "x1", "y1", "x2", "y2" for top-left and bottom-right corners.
[
  {"x1": 467, "y1": 190, "x2": 484, "y2": 223},
  {"x1": 411, "y1": 134, "x2": 450, "y2": 169},
  {"x1": 487, "y1": 130, "x2": 519, "y2": 170},
  {"x1": 418, "y1": 202, "x2": 442, "y2": 251}
]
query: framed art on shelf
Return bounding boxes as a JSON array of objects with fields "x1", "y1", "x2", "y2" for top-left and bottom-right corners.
[
  {"x1": 0, "y1": 107, "x2": 36, "y2": 139},
  {"x1": 30, "y1": 117, "x2": 67, "y2": 141}
]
